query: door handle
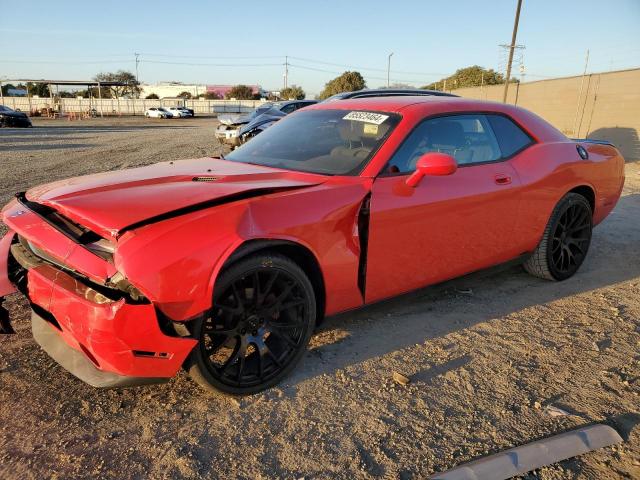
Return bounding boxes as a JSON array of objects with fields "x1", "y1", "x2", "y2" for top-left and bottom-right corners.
[{"x1": 494, "y1": 174, "x2": 512, "y2": 185}]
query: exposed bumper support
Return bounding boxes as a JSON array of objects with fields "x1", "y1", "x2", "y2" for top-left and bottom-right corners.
[{"x1": 32, "y1": 310, "x2": 167, "y2": 388}]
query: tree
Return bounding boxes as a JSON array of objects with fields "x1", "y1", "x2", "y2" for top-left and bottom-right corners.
[
  {"x1": 145, "y1": 93, "x2": 159, "y2": 99},
  {"x1": 225, "y1": 85, "x2": 255, "y2": 100},
  {"x1": 177, "y1": 91, "x2": 192, "y2": 99},
  {"x1": 58, "y1": 91, "x2": 76, "y2": 98},
  {"x1": 318, "y1": 71, "x2": 366, "y2": 100},
  {"x1": 94, "y1": 70, "x2": 141, "y2": 98},
  {"x1": 203, "y1": 91, "x2": 221, "y2": 100},
  {"x1": 421, "y1": 65, "x2": 510, "y2": 91},
  {"x1": 280, "y1": 85, "x2": 306, "y2": 100},
  {"x1": 26, "y1": 82, "x2": 50, "y2": 97}
]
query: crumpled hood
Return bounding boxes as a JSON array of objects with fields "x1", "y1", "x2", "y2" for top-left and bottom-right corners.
[
  {"x1": 25, "y1": 157, "x2": 326, "y2": 238},
  {"x1": 218, "y1": 114, "x2": 244, "y2": 126}
]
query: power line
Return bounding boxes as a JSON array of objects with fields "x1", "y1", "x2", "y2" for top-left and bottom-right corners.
[
  {"x1": 0, "y1": 59, "x2": 131, "y2": 65},
  {"x1": 288, "y1": 55, "x2": 450, "y2": 76},
  {"x1": 142, "y1": 60, "x2": 283, "y2": 67},
  {"x1": 141, "y1": 53, "x2": 284, "y2": 60},
  {"x1": 287, "y1": 63, "x2": 427, "y2": 86}
]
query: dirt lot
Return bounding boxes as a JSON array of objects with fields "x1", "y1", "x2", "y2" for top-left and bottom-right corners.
[{"x1": 0, "y1": 117, "x2": 638, "y2": 480}]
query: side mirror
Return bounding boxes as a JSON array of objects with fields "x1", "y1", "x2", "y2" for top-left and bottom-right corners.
[{"x1": 405, "y1": 152, "x2": 457, "y2": 188}]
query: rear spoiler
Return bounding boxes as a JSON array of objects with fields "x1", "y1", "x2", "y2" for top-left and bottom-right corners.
[{"x1": 571, "y1": 138, "x2": 615, "y2": 147}]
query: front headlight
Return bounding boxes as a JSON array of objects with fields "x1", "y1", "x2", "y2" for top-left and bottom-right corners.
[{"x1": 86, "y1": 238, "x2": 115, "y2": 261}]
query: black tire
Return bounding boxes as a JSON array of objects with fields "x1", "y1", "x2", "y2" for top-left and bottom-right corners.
[
  {"x1": 186, "y1": 253, "x2": 316, "y2": 395},
  {"x1": 524, "y1": 193, "x2": 593, "y2": 281}
]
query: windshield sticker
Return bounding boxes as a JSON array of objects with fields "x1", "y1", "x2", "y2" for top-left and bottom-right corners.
[
  {"x1": 363, "y1": 123, "x2": 379, "y2": 135},
  {"x1": 343, "y1": 111, "x2": 389, "y2": 125}
]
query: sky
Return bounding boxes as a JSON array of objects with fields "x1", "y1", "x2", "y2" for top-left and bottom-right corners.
[{"x1": 1, "y1": 0, "x2": 639, "y2": 96}]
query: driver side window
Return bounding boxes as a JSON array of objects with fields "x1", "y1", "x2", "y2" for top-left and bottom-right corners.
[{"x1": 385, "y1": 114, "x2": 501, "y2": 174}]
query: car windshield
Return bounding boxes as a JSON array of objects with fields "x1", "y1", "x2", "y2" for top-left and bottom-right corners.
[
  {"x1": 248, "y1": 103, "x2": 273, "y2": 119},
  {"x1": 0, "y1": 105, "x2": 15, "y2": 113},
  {"x1": 225, "y1": 109, "x2": 400, "y2": 175}
]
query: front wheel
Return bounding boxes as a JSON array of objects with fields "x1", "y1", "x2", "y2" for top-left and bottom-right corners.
[
  {"x1": 524, "y1": 192, "x2": 593, "y2": 281},
  {"x1": 186, "y1": 253, "x2": 316, "y2": 395}
]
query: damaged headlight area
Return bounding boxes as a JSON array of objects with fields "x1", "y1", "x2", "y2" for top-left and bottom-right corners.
[{"x1": 11, "y1": 236, "x2": 147, "y2": 304}]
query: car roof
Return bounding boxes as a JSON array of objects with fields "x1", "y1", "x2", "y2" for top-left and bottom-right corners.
[
  {"x1": 327, "y1": 88, "x2": 457, "y2": 101},
  {"x1": 307, "y1": 95, "x2": 552, "y2": 120},
  {"x1": 309, "y1": 95, "x2": 488, "y2": 113}
]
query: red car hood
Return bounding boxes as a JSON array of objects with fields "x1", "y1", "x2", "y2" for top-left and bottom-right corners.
[{"x1": 26, "y1": 157, "x2": 327, "y2": 238}]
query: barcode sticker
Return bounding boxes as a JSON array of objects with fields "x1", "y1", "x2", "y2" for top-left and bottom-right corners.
[{"x1": 343, "y1": 111, "x2": 389, "y2": 125}]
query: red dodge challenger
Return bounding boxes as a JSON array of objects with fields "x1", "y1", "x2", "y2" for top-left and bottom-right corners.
[{"x1": 0, "y1": 97, "x2": 625, "y2": 394}]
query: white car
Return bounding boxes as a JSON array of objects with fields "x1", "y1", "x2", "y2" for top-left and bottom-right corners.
[
  {"x1": 167, "y1": 107, "x2": 193, "y2": 118},
  {"x1": 145, "y1": 107, "x2": 172, "y2": 119}
]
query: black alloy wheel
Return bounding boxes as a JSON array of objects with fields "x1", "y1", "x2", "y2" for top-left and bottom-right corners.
[
  {"x1": 187, "y1": 253, "x2": 316, "y2": 395},
  {"x1": 524, "y1": 193, "x2": 593, "y2": 281},
  {"x1": 549, "y1": 202, "x2": 591, "y2": 275}
]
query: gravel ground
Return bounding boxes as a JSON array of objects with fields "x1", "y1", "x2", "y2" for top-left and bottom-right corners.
[{"x1": 0, "y1": 117, "x2": 638, "y2": 480}]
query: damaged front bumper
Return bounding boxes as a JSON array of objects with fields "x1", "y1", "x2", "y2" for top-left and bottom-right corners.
[
  {"x1": 214, "y1": 124, "x2": 241, "y2": 146},
  {"x1": 0, "y1": 200, "x2": 197, "y2": 388}
]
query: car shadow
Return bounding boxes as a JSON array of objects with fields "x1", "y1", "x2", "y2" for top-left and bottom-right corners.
[
  {"x1": 280, "y1": 192, "x2": 640, "y2": 393},
  {"x1": 588, "y1": 126, "x2": 639, "y2": 163}
]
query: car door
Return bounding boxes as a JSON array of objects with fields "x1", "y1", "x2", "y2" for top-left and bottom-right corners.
[{"x1": 365, "y1": 114, "x2": 524, "y2": 303}]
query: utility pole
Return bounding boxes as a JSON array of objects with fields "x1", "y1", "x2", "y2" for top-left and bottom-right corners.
[
  {"x1": 515, "y1": 63, "x2": 525, "y2": 105},
  {"x1": 283, "y1": 56, "x2": 289, "y2": 90},
  {"x1": 387, "y1": 52, "x2": 394, "y2": 88},
  {"x1": 134, "y1": 52, "x2": 140, "y2": 99},
  {"x1": 572, "y1": 49, "x2": 590, "y2": 136},
  {"x1": 134, "y1": 53, "x2": 140, "y2": 83},
  {"x1": 502, "y1": 0, "x2": 523, "y2": 103}
]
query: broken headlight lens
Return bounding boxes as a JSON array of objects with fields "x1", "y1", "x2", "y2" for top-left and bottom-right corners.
[{"x1": 86, "y1": 238, "x2": 115, "y2": 262}]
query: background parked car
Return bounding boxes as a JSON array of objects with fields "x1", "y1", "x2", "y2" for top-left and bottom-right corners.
[
  {"x1": 145, "y1": 107, "x2": 171, "y2": 119},
  {"x1": 216, "y1": 100, "x2": 317, "y2": 147},
  {"x1": 181, "y1": 106, "x2": 195, "y2": 117},
  {"x1": 0, "y1": 105, "x2": 32, "y2": 127},
  {"x1": 167, "y1": 107, "x2": 193, "y2": 118}
]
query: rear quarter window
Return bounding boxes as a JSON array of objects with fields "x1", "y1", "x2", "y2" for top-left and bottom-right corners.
[{"x1": 486, "y1": 114, "x2": 533, "y2": 157}]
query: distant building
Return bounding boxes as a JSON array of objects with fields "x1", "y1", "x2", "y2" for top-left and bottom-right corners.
[
  {"x1": 139, "y1": 82, "x2": 206, "y2": 99},
  {"x1": 206, "y1": 84, "x2": 266, "y2": 99}
]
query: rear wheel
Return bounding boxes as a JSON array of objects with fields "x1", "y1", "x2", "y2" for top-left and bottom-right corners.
[
  {"x1": 187, "y1": 253, "x2": 316, "y2": 395},
  {"x1": 524, "y1": 193, "x2": 592, "y2": 281}
]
